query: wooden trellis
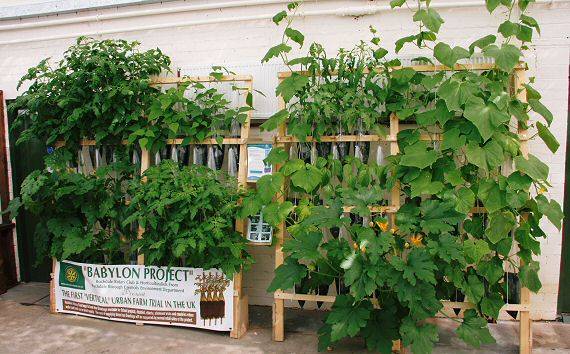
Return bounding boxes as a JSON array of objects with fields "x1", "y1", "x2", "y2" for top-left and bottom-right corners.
[
  {"x1": 271, "y1": 64, "x2": 532, "y2": 354},
  {"x1": 49, "y1": 73, "x2": 253, "y2": 339}
]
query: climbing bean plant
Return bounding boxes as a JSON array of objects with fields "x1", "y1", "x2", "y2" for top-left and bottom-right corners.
[{"x1": 243, "y1": 1, "x2": 563, "y2": 353}]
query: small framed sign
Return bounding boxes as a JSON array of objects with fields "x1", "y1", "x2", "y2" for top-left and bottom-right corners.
[
  {"x1": 247, "y1": 144, "x2": 272, "y2": 181},
  {"x1": 247, "y1": 213, "x2": 272, "y2": 244}
]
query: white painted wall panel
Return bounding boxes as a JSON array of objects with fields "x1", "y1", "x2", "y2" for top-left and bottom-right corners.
[{"x1": 0, "y1": 0, "x2": 568, "y2": 320}]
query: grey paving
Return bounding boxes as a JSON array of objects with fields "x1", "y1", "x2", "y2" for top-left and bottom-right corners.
[{"x1": 0, "y1": 283, "x2": 569, "y2": 353}]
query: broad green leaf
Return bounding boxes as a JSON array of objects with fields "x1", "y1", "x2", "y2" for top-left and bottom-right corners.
[
  {"x1": 420, "y1": 199, "x2": 464, "y2": 234},
  {"x1": 426, "y1": 233, "x2": 464, "y2": 263},
  {"x1": 464, "y1": 274, "x2": 485, "y2": 303},
  {"x1": 390, "y1": 0, "x2": 406, "y2": 7},
  {"x1": 400, "y1": 318, "x2": 439, "y2": 354},
  {"x1": 520, "y1": 14, "x2": 541, "y2": 35},
  {"x1": 272, "y1": 10, "x2": 287, "y2": 24},
  {"x1": 529, "y1": 99, "x2": 553, "y2": 125},
  {"x1": 463, "y1": 238, "x2": 491, "y2": 264},
  {"x1": 285, "y1": 28, "x2": 304, "y2": 47},
  {"x1": 536, "y1": 122, "x2": 559, "y2": 153},
  {"x1": 326, "y1": 295, "x2": 372, "y2": 341},
  {"x1": 413, "y1": 8, "x2": 444, "y2": 33},
  {"x1": 264, "y1": 147, "x2": 289, "y2": 165},
  {"x1": 464, "y1": 97, "x2": 510, "y2": 141},
  {"x1": 260, "y1": 109, "x2": 288, "y2": 132},
  {"x1": 291, "y1": 164, "x2": 323, "y2": 193},
  {"x1": 445, "y1": 169, "x2": 466, "y2": 186},
  {"x1": 441, "y1": 128, "x2": 466, "y2": 151},
  {"x1": 438, "y1": 79, "x2": 478, "y2": 111},
  {"x1": 276, "y1": 73, "x2": 309, "y2": 102},
  {"x1": 434, "y1": 42, "x2": 470, "y2": 68},
  {"x1": 391, "y1": 249, "x2": 437, "y2": 286},
  {"x1": 283, "y1": 230, "x2": 322, "y2": 262},
  {"x1": 514, "y1": 154, "x2": 549, "y2": 181},
  {"x1": 395, "y1": 35, "x2": 416, "y2": 53},
  {"x1": 281, "y1": 158, "x2": 305, "y2": 176},
  {"x1": 400, "y1": 142, "x2": 439, "y2": 169},
  {"x1": 416, "y1": 100, "x2": 454, "y2": 127},
  {"x1": 455, "y1": 187, "x2": 475, "y2": 214},
  {"x1": 498, "y1": 20, "x2": 519, "y2": 38},
  {"x1": 465, "y1": 140, "x2": 504, "y2": 170},
  {"x1": 362, "y1": 307, "x2": 400, "y2": 353},
  {"x1": 456, "y1": 309, "x2": 496, "y2": 347},
  {"x1": 266, "y1": 259, "x2": 307, "y2": 292},
  {"x1": 485, "y1": 0, "x2": 500, "y2": 12},
  {"x1": 263, "y1": 201, "x2": 294, "y2": 227},
  {"x1": 486, "y1": 211, "x2": 516, "y2": 244},
  {"x1": 483, "y1": 44, "x2": 522, "y2": 72},
  {"x1": 469, "y1": 34, "x2": 497, "y2": 53},
  {"x1": 261, "y1": 43, "x2": 292, "y2": 63},
  {"x1": 481, "y1": 293, "x2": 504, "y2": 319},
  {"x1": 343, "y1": 254, "x2": 376, "y2": 299},
  {"x1": 519, "y1": 261, "x2": 542, "y2": 292},
  {"x1": 256, "y1": 173, "x2": 284, "y2": 204},
  {"x1": 409, "y1": 170, "x2": 444, "y2": 198},
  {"x1": 536, "y1": 194, "x2": 563, "y2": 230},
  {"x1": 478, "y1": 258, "x2": 504, "y2": 284},
  {"x1": 478, "y1": 179, "x2": 506, "y2": 213}
]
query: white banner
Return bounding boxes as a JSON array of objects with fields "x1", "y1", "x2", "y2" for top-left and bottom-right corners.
[{"x1": 54, "y1": 260, "x2": 234, "y2": 331}]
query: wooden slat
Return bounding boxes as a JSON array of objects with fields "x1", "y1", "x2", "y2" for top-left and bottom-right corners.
[
  {"x1": 151, "y1": 74, "x2": 253, "y2": 84},
  {"x1": 343, "y1": 205, "x2": 398, "y2": 213},
  {"x1": 275, "y1": 134, "x2": 390, "y2": 143},
  {"x1": 277, "y1": 63, "x2": 526, "y2": 78}
]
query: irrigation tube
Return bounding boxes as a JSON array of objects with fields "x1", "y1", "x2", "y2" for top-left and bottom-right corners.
[{"x1": 0, "y1": 0, "x2": 566, "y2": 46}]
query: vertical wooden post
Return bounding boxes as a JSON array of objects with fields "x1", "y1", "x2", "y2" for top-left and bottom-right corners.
[
  {"x1": 273, "y1": 78, "x2": 286, "y2": 342},
  {"x1": 50, "y1": 258, "x2": 56, "y2": 314},
  {"x1": 231, "y1": 76, "x2": 253, "y2": 339},
  {"x1": 514, "y1": 67, "x2": 532, "y2": 354},
  {"x1": 137, "y1": 148, "x2": 150, "y2": 266}
]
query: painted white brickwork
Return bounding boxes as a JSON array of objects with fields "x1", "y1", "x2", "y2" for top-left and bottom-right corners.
[{"x1": 0, "y1": 0, "x2": 568, "y2": 320}]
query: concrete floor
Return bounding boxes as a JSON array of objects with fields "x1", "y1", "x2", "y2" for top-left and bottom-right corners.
[{"x1": 1, "y1": 283, "x2": 569, "y2": 353}]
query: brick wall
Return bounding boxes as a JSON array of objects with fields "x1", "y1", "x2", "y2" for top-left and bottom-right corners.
[{"x1": 0, "y1": 0, "x2": 568, "y2": 320}]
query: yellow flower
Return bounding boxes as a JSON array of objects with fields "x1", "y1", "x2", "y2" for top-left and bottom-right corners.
[
  {"x1": 410, "y1": 234, "x2": 423, "y2": 247},
  {"x1": 376, "y1": 220, "x2": 389, "y2": 232},
  {"x1": 538, "y1": 187, "x2": 547, "y2": 194}
]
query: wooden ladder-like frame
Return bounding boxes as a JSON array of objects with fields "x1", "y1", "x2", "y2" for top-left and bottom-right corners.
[
  {"x1": 49, "y1": 73, "x2": 253, "y2": 339},
  {"x1": 271, "y1": 64, "x2": 532, "y2": 353}
]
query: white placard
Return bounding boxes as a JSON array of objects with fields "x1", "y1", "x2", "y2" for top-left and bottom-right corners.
[
  {"x1": 247, "y1": 144, "x2": 272, "y2": 181},
  {"x1": 54, "y1": 260, "x2": 233, "y2": 331}
]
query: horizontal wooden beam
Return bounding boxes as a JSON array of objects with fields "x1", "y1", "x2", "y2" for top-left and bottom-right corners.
[
  {"x1": 278, "y1": 63, "x2": 525, "y2": 78},
  {"x1": 166, "y1": 138, "x2": 245, "y2": 145},
  {"x1": 342, "y1": 205, "x2": 398, "y2": 213},
  {"x1": 151, "y1": 75, "x2": 253, "y2": 84},
  {"x1": 274, "y1": 293, "x2": 530, "y2": 312}
]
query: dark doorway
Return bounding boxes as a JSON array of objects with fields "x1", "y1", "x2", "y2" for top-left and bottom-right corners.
[
  {"x1": 0, "y1": 91, "x2": 18, "y2": 293},
  {"x1": 7, "y1": 98, "x2": 50, "y2": 282},
  {"x1": 559, "y1": 64, "x2": 570, "y2": 316}
]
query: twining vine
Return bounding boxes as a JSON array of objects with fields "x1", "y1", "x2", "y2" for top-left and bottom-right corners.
[{"x1": 241, "y1": 1, "x2": 563, "y2": 353}]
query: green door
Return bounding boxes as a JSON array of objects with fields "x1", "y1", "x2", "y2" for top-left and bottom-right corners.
[{"x1": 8, "y1": 103, "x2": 50, "y2": 282}]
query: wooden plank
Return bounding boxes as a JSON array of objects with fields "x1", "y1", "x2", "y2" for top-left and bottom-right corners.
[
  {"x1": 274, "y1": 292, "x2": 336, "y2": 303},
  {"x1": 136, "y1": 149, "x2": 150, "y2": 266},
  {"x1": 50, "y1": 258, "x2": 56, "y2": 314},
  {"x1": 151, "y1": 74, "x2": 253, "y2": 84},
  {"x1": 277, "y1": 63, "x2": 526, "y2": 78},
  {"x1": 343, "y1": 205, "x2": 398, "y2": 213},
  {"x1": 514, "y1": 67, "x2": 532, "y2": 354},
  {"x1": 275, "y1": 134, "x2": 389, "y2": 143},
  {"x1": 273, "y1": 77, "x2": 286, "y2": 342},
  {"x1": 166, "y1": 138, "x2": 245, "y2": 145}
]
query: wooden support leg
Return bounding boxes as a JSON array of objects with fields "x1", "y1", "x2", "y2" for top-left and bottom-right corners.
[
  {"x1": 519, "y1": 288, "x2": 532, "y2": 354},
  {"x1": 273, "y1": 296, "x2": 285, "y2": 341},
  {"x1": 231, "y1": 271, "x2": 248, "y2": 339},
  {"x1": 49, "y1": 258, "x2": 56, "y2": 314}
]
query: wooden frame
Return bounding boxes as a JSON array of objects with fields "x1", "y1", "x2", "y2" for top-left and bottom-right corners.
[
  {"x1": 271, "y1": 65, "x2": 532, "y2": 354},
  {"x1": 49, "y1": 74, "x2": 253, "y2": 339}
]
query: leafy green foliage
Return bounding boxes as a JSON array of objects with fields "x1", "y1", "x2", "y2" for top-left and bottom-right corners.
[
  {"x1": 10, "y1": 37, "x2": 171, "y2": 153},
  {"x1": 6, "y1": 152, "x2": 135, "y2": 263},
  {"x1": 126, "y1": 161, "x2": 252, "y2": 276}
]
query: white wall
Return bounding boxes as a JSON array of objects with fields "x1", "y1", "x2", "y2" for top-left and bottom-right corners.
[{"x1": 0, "y1": 0, "x2": 568, "y2": 320}]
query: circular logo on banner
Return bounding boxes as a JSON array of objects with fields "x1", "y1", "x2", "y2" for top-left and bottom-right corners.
[{"x1": 65, "y1": 266, "x2": 79, "y2": 283}]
